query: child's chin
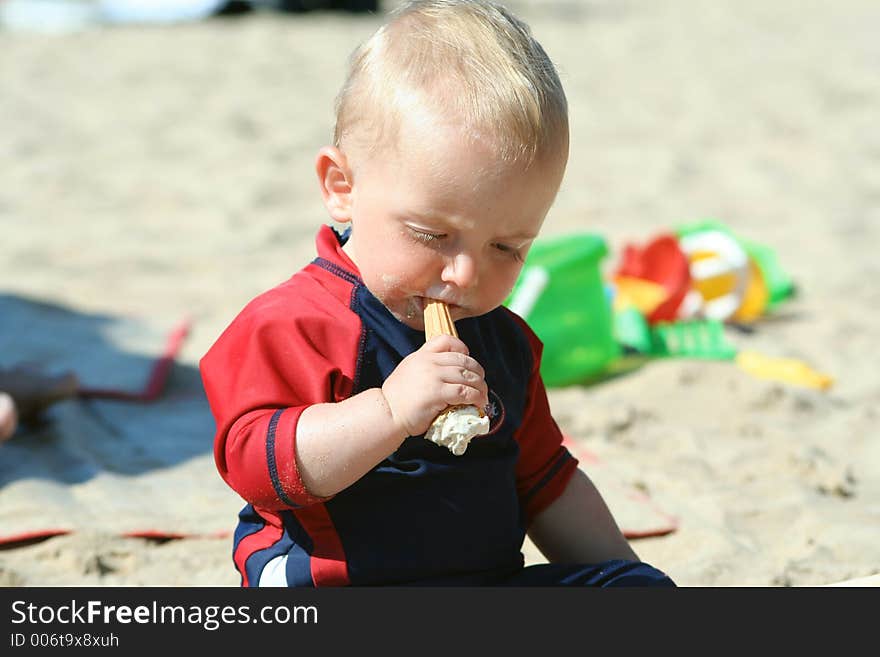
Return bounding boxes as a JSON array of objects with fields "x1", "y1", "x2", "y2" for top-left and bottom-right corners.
[
  {"x1": 382, "y1": 299, "x2": 425, "y2": 330},
  {"x1": 401, "y1": 317, "x2": 425, "y2": 331}
]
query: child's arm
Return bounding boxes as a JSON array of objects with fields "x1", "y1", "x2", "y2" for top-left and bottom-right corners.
[
  {"x1": 295, "y1": 334, "x2": 488, "y2": 498},
  {"x1": 526, "y1": 467, "x2": 639, "y2": 564}
]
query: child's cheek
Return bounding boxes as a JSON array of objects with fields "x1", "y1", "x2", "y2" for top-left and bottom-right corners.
[{"x1": 380, "y1": 272, "x2": 403, "y2": 289}]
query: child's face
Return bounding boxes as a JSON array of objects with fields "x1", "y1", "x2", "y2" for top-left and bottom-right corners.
[{"x1": 338, "y1": 118, "x2": 567, "y2": 331}]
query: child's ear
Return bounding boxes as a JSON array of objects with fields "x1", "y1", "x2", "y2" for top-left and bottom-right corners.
[{"x1": 316, "y1": 146, "x2": 354, "y2": 224}]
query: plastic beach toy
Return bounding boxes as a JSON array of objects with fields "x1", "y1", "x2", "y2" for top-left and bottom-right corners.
[
  {"x1": 735, "y1": 351, "x2": 833, "y2": 390},
  {"x1": 613, "y1": 307, "x2": 739, "y2": 361},
  {"x1": 730, "y1": 255, "x2": 769, "y2": 323},
  {"x1": 611, "y1": 275, "x2": 669, "y2": 316},
  {"x1": 738, "y1": 239, "x2": 796, "y2": 311},
  {"x1": 505, "y1": 233, "x2": 619, "y2": 386},
  {"x1": 676, "y1": 219, "x2": 795, "y2": 321},
  {"x1": 676, "y1": 227, "x2": 750, "y2": 321},
  {"x1": 649, "y1": 319, "x2": 739, "y2": 360},
  {"x1": 613, "y1": 306, "x2": 655, "y2": 355},
  {"x1": 612, "y1": 309, "x2": 832, "y2": 389},
  {"x1": 615, "y1": 234, "x2": 691, "y2": 324}
]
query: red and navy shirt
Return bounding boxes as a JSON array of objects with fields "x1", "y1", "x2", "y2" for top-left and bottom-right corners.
[{"x1": 200, "y1": 225, "x2": 577, "y2": 586}]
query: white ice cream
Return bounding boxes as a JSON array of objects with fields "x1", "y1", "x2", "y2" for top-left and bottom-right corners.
[{"x1": 424, "y1": 405, "x2": 490, "y2": 456}]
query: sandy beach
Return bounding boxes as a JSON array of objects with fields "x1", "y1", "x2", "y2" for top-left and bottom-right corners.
[{"x1": 1, "y1": 0, "x2": 879, "y2": 587}]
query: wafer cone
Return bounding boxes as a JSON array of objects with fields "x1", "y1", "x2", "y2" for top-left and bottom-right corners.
[
  {"x1": 422, "y1": 300, "x2": 489, "y2": 455},
  {"x1": 424, "y1": 299, "x2": 458, "y2": 340}
]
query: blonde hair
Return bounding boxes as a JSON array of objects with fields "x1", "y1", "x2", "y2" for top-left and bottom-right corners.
[{"x1": 333, "y1": 0, "x2": 568, "y2": 165}]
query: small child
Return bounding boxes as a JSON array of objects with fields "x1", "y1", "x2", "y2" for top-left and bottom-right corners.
[{"x1": 200, "y1": 0, "x2": 674, "y2": 587}]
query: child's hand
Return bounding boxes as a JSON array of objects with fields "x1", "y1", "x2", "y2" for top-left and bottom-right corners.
[{"x1": 381, "y1": 335, "x2": 488, "y2": 438}]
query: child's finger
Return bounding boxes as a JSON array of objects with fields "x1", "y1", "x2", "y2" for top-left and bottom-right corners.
[
  {"x1": 433, "y1": 351, "x2": 486, "y2": 380},
  {"x1": 438, "y1": 364, "x2": 487, "y2": 389},
  {"x1": 439, "y1": 381, "x2": 488, "y2": 409},
  {"x1": 422, "y1": 334, "x2": 469, "y2": 355}
]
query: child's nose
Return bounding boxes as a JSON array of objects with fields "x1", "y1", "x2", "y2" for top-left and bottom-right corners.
[{"x1": 441, "y1": 252, "x2": 479, "y2": 289}]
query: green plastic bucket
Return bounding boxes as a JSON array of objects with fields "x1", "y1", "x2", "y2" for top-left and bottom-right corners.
[{"x1": 504, "y1": 233, "x2": 620, "y2": 387}]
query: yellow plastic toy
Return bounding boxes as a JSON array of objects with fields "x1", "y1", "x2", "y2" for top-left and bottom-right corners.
[
  {"x1": 731, "y1": 257, "x2": 770, "y2": 323},
  {"x1": 735, "y1": 350, "x2": 833, "y2": 390},
  {"x1": 611, "y1": 275, "x2": 669, "y2": 316}
]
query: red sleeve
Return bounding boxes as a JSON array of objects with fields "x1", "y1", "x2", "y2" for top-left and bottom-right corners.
[
  {"x1": 199, "y1": 276, "x2": 361, "y2": 511},
  {"x1": 508, "y1": 312, "x2": 579, "y2": 525}
]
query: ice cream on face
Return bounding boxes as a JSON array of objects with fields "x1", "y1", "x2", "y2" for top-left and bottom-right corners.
[
  {"x1": 422, "y1": 300, "x2": 490, "y2": 455},
  {"x1": 380, "y1": 272, "x2": 401, "y2": 287}
]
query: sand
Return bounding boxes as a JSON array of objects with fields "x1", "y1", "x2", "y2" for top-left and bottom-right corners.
[{"x1": 1, "y1": 0, "x2": 878, "y2": 587}]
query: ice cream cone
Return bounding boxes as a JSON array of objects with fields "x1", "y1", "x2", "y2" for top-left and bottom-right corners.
[{"x1": 422, "y1": 300, "x2": 489, "y2": 455}]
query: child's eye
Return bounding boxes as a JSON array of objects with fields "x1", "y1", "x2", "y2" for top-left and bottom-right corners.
[
  {"x1": 493, "y1": 243, "x2": 524, "y2": 262},
  {"x1": 408, "y1": 227, "x2": 446, "y2": 244}
]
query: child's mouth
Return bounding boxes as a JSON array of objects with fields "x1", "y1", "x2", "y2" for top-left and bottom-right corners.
[{"x1": 416, "y1": 296, "x2": 463, "y2": 317}]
